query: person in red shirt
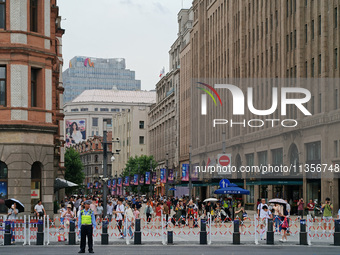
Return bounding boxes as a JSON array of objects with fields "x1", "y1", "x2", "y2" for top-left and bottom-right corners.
[
  {"x1": 307, "y1": 199, "x2": 315, "y2": 220},
  {"x1": 155, "y1": 202, "x2": 163, "y2": 229}
]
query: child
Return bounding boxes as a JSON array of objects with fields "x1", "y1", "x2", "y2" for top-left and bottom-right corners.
[
  {"x1": 133, "y1": 207, "x2": 140, "y2": 220},
  {"x1": 259, "y1": 205, "x2": 272, "y2": 240}
]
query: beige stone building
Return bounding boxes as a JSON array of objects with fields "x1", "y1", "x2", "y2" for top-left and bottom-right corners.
[
  {"x1": 184, "y1": 0, "x2": 340, "y2": 213},
  {"x1": 148, "y1": 10, "x2": 194, "y2": 186},
  {"x1": 112, "y1": 105, "x2": 152, "y2": 177}
]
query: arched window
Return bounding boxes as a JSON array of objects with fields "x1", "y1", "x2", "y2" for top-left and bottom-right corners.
[
  {"x1": 0, "y1": 161, "x2": 8, "y2": 213},
  {"x1": 31, "y1": 162, "x2": 42, "y2": 212}
]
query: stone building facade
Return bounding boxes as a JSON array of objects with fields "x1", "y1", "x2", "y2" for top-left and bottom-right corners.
[
  {"x1": 0, "y1": 0, "x2": 64, "y2": 214},
  {"x1": 186, "y1": 0, "x2": 340, "y2": 213},
  {"x1": 72, "y1": 133, "x2": 112, "y2": 194},
  {"x1": 112, "y1": 105, "x2": 151, "y2": 177}
]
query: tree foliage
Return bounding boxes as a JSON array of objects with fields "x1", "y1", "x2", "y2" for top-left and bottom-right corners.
[
  {"x1": 64, "y1": 147, "x2": 85, "y2": 194},
  {"x1": 122, "y1": 155, "x2": 157, "y2": 194}
]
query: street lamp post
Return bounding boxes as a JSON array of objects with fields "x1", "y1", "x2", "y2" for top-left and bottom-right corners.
[
  {"x1": 189, "y1": 145, "x2": 192, "y2": 200},
  {"x1": 102, "y1": 129, "x2": 108, "y2": 218},
  {"x1": 149, "y1": 160, "x2": 153, "y2": 196},
  {"x1": 165, "y1": 153, "x2": 169, "y2": 197},
  {"x1": 137, "y1": 163, "x2": 141, "y2": 195}
]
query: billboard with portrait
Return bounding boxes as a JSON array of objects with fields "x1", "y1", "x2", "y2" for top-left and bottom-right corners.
[{"x1": 65, "y1": 119, "x2": 86, "y2": 147}]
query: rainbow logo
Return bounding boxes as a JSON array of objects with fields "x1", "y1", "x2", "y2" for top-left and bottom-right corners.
[
  {"x1": 197, "y1": 82, "x2": 222, "y2": 115},
  {"x1": 84, "y1": 58, "x2": 94, "y2": 67}
]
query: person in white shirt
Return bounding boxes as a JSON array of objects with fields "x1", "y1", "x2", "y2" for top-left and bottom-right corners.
[
  {"x1": 257, "y1": 198, "x2": 268, "y2": 219},
  {"x1": 124, "y1": 203, "x2": 134, "y2": 239},
  {"x1": 34, "y1": 200, "x2": 46, "y2": 218},
  {"x1": 114, "y1": 199, "x2": 125, "y2": 238},
  {"x1": 259, "y1": 204, "x2": 272, "y2": 240}
]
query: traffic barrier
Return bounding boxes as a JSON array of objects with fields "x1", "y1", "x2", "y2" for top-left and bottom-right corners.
[
  {"x1": 233, "y1": 219, "x2": 240, "y2": 244},
  {"x1": 266, "y1": 218, "x2": 274, "y2": 245},
  {"x1": 101, "y1": 219, "x2": 109, "y2": 245},
  {"x1": 69, "y1": 221, "x2": 76, "y2": 245},
  {"x1": 134, "y1": 219, "x2": 142, "y2": 244},
  {"x1": 334, "y1": 219, "x2": 340, "y2": 246}
]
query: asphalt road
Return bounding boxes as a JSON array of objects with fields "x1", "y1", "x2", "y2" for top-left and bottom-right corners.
[{"x1": 1, "y1": 245, "x2": 340, "y2": 255}]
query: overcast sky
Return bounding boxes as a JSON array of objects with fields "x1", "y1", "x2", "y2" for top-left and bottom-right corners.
[{"x1": 58, "y1": 0, "x2": 192, "y2": 91}]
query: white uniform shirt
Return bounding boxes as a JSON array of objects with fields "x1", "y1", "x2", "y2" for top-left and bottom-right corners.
[{"x1": 115, "y1": 204, "x2": 125, "y2": 220}]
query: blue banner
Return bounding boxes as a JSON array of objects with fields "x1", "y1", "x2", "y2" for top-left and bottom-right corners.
[
  {"x1": 145, "y1": 172, "x2": 150, "y2": 184},
  {"x1": 134, "y1": 174, "x2": 139, "y2": 185},
  {"x1": 160, "y1": 168, "x2": 166, "y2": 183}
]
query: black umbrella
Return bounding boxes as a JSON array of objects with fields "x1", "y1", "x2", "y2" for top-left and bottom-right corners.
[{"x1": 5, "y1": 198, "x2": 25, "y2": 213}]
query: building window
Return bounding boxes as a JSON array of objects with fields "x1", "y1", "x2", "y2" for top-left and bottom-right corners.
[
  {"x1": 31, "y1": 68, "x2": 39, "y2": 107},
  {"x1": 305, "y1": 61, "x2": 308, "y2": 77},
  {"x1": 111, "y1": 108, "x2": 120, "y2": 112},
  {"x1": 311, "y1": 95, "x2": 315, "y2": 114},
  {"x1": 94, "y1": 108, "x2": 98, "y2": 111},
  {"x1": 335, "y1": 89, "x2": 338, "y2": 109},
  {"x1": 305, "y1": 24, "x2": 308, "y2": 43},
  {"x1": 311, "y1": 58, "x2": 315, "y2": 77},
  {"x1": 139, "y1": 136, "x2": 145, "y2": 145},
  {"x1": 95, "y1": 167, "x2": 98, "y2": 174},
  {"x1": 0, "y1": 161, "x2": 8, "y2": 213},
  {"x1": 0, "y1": 0, "x2": 5, "y2": 29},
  {"x1": 318, "y1": 15, "x2": 321, "y2": 35},
  {"x1": 100, "y1": 108, "x2": 109, "y2": 112},
  {"x1": 319, "y1": 93, "x2": 322, "y2": 113},
  {"x1": 0, "y1": 66, "x2": 6, "y2": 106},
  {"x1": 104, "y1": 118, "x2": 112, "y2": 127},
  {"x1": 30, "y1": 0, "x2": 38, "y2": 32},
  {"x1": 92, "y1": 118, "x2": 98, "y2": 127},
  {"x1": 335, "y1": 7, "x2": 338, "y2": 28},
  {"x1": 31, "y1": 162, "x2": 42, "y2": 211},
  {"x1": 286, "y1": 34, "x2": 289, "y2": 52},
  {"x1": 71, "y1": 108, "x2": 79, "y2": 112},
  {"x1": 335, "y1": 140, "x2": 339, "y2": 158},
  {"x1": 80, "y1": 108, "x2": 88, "y2": 112},
  {"x1": 306, "y1": 141, "x2": 321, "y2": 161},
  {"x1": 318, "y1": 54, "x2": 321, "y2": 75},
  {"x1": 335, "y1": 48, "x2": 338, "y2": 69},
  {"x1": 139, "y1": 121, "x2": 145, "y2": 129},
  {"x1": 95, "y1": 155, "x2": 98, "y2": 162},
  {"x1": 311, "y1": 20, "x2": 314, "y2": 40},
  {"x1": 258, "y1": 151, "x2": 267, "y2": 171}
]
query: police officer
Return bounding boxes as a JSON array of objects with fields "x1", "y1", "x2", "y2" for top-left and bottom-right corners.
[{"x1": 78, "y1": 200, "x2": 96, "y2": 253}]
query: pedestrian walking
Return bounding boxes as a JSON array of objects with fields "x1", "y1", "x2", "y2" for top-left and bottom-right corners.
[
  {"x1": 144, "y1": 201, "x2": 153, "y2": 223},
  {"x1": 78, "y1": 200, "x2": 96, "y2": 254},
  {"x1": 107, "y1": 201, "x2": 113, "y2": 222},
  {"x1": 7, "y1": 202, "x2": 18, "y2": 244},
  {"x1": 115, "y1": 199, "x2": 125, "y2": 238}
]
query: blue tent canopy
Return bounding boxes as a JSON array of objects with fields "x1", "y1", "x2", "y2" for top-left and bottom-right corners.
[{"x1": 214, "y1": 186, "x2": 250, "y2": 195}]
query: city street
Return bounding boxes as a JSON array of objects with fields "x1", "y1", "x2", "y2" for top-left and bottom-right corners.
[{"x1": 1, "y1": 245, "x2": 340, "y2": 255}]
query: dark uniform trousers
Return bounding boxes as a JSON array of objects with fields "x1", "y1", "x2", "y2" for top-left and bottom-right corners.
[{"x1": 80, "y1": 225, "x2": 93, "y2": 252}]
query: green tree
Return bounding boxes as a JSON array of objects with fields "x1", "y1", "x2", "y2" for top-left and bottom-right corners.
[
  {"x1": 64, "y1": 147, "x2": 85, "y2": 194},
  {"x1": 122, "y1": 155, "x2": 157, "y2": 194}
]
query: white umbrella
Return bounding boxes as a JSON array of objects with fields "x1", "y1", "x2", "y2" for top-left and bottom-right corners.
[
  {"x1": 203, "y1": 198, "x2": 218, "y2": 202},
  {"x1": 269, "y1": 198, "x2": 287, "y2": 204}
]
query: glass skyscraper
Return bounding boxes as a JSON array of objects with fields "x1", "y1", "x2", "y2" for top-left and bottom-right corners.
[{"x1": 63, "y1": 56, "x2": 141, "y2": 103}]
